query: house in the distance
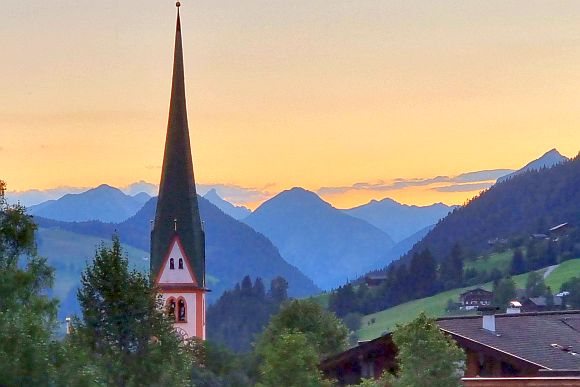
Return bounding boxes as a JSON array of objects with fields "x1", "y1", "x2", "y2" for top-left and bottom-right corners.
[
  {"x1": 521, "y1": 296, "x2": 564, "y2": 312},
  {"x1": 364, "y1": 274, "x2": 388, "y2": 288},
  {"x1": 459, "y1": 288, "x2": 494, "y2": 310},
  {"x1": 320, "y1": 311, "x2": 580, "y2": 386},
  {"x1": 550, "y1": 223, "x2": 572, "y2": 239}
]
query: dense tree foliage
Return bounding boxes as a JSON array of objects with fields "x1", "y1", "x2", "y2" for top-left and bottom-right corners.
[
  {"x1": 207, "y1": 275, "x2": 289, "y2": 352},
  {"x1": 0, "y1": 181, "x2": 61, "y2": 385},
  {"x1": 525, "y1": 271, "x2": 547, "y2": 298},
  {"x1": 387, "y1": 313, "x2": 465, "y2": 387},
  {"x1": 510, "y1": 248, "x2": 526, "y2": 275},
  {"x1": 71, "y1": 235, "x2": 199, "y2": 385},
  {"x1": 255, "y1": 299, "x2": 347, "y2": 385},
  {"x1": 258, "y1": 299, "x2": 348, "y2": 359},
  {"x1": 493, "y1": 277, "x2": 516, "y2": 309},
  {"x1": 561, "y1": 277, "x2": 580, "y2": 309},
  {"x1": 330, "y1": 248, "x2": 447, "y2": 317},
  {"x1": 256, "y1": 331, "x2": 331, "y2": 387}
]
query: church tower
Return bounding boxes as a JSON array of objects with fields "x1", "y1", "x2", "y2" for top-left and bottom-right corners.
[{"x1": 150, "y1": 3, "x2": 207, "y2": 341}]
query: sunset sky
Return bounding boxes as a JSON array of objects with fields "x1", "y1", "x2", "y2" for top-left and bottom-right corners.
[{"x1": 2, "y1": 1, "x2": 579, "y2": 209}]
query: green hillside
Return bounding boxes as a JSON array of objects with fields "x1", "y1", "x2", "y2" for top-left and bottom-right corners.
[
  {"x1": 37, "y1": 227, "x2": 149, "y2": 315},
  {"x1": 357, "y1": 259, "x2": 580, "y2": 340},
  {"x1": 546, "y1": 259, "x2": 580, "y2": 291},
  {"x1": 464, "y1": 250, "x2": 513, "y2": 274}
]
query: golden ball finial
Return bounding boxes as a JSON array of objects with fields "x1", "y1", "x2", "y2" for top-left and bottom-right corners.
[{"x1": 176, "y1": 1, "x2": 181, "y2": 7}]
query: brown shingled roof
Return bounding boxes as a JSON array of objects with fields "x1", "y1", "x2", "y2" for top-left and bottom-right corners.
[{"x1": 437, "y1": 311, "x2": 580, "y2": 370}]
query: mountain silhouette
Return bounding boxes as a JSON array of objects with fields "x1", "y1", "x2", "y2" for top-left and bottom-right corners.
[
  {"x1": 497, "y1": 148, "x2": 568, "y2": 183},
  {"x1": 34, "y1": 196, "x2": 320, "y2": 305},
  {"x1": 29, "y1": 184, "x2": 149, "y2": 223},
  {"x1": 344, "y1": 198, "x2": 454, "y2": 243},
  {"x1": 203, "y1": 189, "x2": 251, "y2": 220},
  {"x1": 243, "y1": 187, "x2": 395, "y2": 290}
]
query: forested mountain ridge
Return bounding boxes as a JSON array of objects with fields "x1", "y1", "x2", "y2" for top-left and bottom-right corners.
[
  {"x1": 497, "y1": 148, "x2": 568, "y2": 183},
  {"x1": 400, "y1": 154, "x2": 580, "y2": 264}
]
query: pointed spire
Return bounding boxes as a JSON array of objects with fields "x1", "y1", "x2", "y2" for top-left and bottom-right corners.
[{"x1": 151, "y1": 4, "x2": 206, "y2": 286}]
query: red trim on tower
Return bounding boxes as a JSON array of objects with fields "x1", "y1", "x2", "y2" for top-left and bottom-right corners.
[
  {"x1": 196, "y1": 292, "x2": 204, "y2": 338},
  {"x1": 154, "y1": 235, "x2": 199, "y2": 286},
  {"x1": 158, "y1": 287, "x2": 207, "y2": 294}
]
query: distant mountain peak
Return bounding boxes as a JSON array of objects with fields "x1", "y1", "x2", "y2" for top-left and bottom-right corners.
[
  {"x1": 245, "y1": 188, "x2": 394, "y2": 290},
  {"x1": 203, "y1": 188, "x2": 251, "y2": 220},
  {"x1": 29, "y1": 184, "x2": 147, "y2": 223},
  {"x1": 498, "y1": 148, "x2": 569, "y2": 183},
  {"x1": 260, "y1": 187, "x2": 333, "y2": 211},
  {"x1": 93, "y1": 184, "x2": 122, "y2": 192},
  {"x1": 275, "y1": 187, "x2": 324, "y2": 201},
  {"x1": 344, "y1": 198, "x2": 455, "y2": 243},
  {"x1": 204, "y1": 188, "x2": 221, "y2": 200}
]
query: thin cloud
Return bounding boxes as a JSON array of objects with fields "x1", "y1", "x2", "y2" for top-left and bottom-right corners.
[
  {"x1": 454, "y1": 169, "x2": 514, "y2": 183},
  {"x1": 432, "y1": 182, "x2": 494, "y2": 193},
  {"x1": 317, "y1": 169, "x2": 513, "y2": 196},
  {"x1": 6, "y1": 186, "x2": 88, "y2": 207}
]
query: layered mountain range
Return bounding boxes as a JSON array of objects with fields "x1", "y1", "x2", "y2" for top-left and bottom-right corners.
[
  {"x1": 243, "y1": 188, "x2": 396, "y2": 289},
  {"x1": 18, "y1": 148, "x2": 572, "y2": 314},
  {"x1": 34, "y1": 196, "x2": 320, "y2": 318}
]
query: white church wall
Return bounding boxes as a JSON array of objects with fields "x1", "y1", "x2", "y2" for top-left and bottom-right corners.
[{"x1": 158, "y1": 239, "x2": 198, "y2": 285}]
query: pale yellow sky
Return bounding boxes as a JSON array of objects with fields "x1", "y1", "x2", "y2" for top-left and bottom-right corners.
[{"x1": 1, "y1": 1, "x2": 579, "y2": 208}]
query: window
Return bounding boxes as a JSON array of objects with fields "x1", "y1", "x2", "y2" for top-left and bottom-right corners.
[
  {"x1": 170, "y1": 258, "x2": 175, "y2": 270},
  {"x1": 166, "y1": 298, "x2": 176, "y2": 321},
  {"x1": 178, "y1": 298, "x2": 186, "y2": 322},
  {"x1": 178, "y1": 258, "x2": 184, "y2": 269}
]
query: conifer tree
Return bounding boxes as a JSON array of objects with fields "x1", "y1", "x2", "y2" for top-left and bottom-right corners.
[
  {"x1": 0, "y1": 181, "x2": 60, "y2": 385},
  {"x1": 510, "y1": 248, "x2": 526, "y2": 275},
  {"x1": 74, "y1": 235, "x2": 195, "y2": 385}
]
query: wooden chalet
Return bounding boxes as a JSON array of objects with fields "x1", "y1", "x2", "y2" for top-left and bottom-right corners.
[
  {"x1": 364, "y1": 275, "x2": 388, "y2": 288},
  {"x1": 320, "y1": 311, "x2": 580, "y2": 386},
  {"x1": 521, "y1": 296, "x2": 564, "y2": 312},
  {"x1": 459, "y1": 288, "x2": 494, "y2": 310}
]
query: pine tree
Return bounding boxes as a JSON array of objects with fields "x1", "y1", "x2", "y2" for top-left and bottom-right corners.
[
  {"x1": 525, "y1": 271, "x2": 547, "y2": 298},
  {"x1": 510, "y1": 248, "x2": 526, "y2": 275},
  {"x1": 493, "y1": 277, "x2": 516, "y2": 309},
  {"x1": 74, "y1": 235, "x2": 194, "y2": 385},
  {"x1": 268, "y1": 276, "x2": 289, "y2": 304},
  {"x1": 0, "y1": 181, "x2": 60, "y2": 385}
]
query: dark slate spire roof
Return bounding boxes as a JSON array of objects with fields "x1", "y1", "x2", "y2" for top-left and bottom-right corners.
[{"x1": 150, "y1": 6, "x2": 205, "y2": 286}]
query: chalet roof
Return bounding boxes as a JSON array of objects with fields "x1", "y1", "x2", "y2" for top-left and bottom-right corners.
[
  {"x1": 460, "y1": 287, "x2": 493, "y2": 296},
  {"x1": 527, "y1": 296, "x2": 564, "y2": 307},
  {"x1": 438, "y1": 311, "x2": 580, "y2": 370},
  {"x1": 366, "y1": 275, "x2": 388, "y2": 280},
  {"x1": 550, "y1": 223, "x2": 570, "y2": 232}
]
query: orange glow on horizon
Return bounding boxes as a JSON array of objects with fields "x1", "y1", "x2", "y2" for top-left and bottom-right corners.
[{"x1": 2, "y1": 1, "x2": 579, "y2": 208}]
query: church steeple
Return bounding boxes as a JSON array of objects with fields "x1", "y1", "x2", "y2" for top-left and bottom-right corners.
[{"x1": 151, "y1": 3, "x2": 206, "y2": 289}]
